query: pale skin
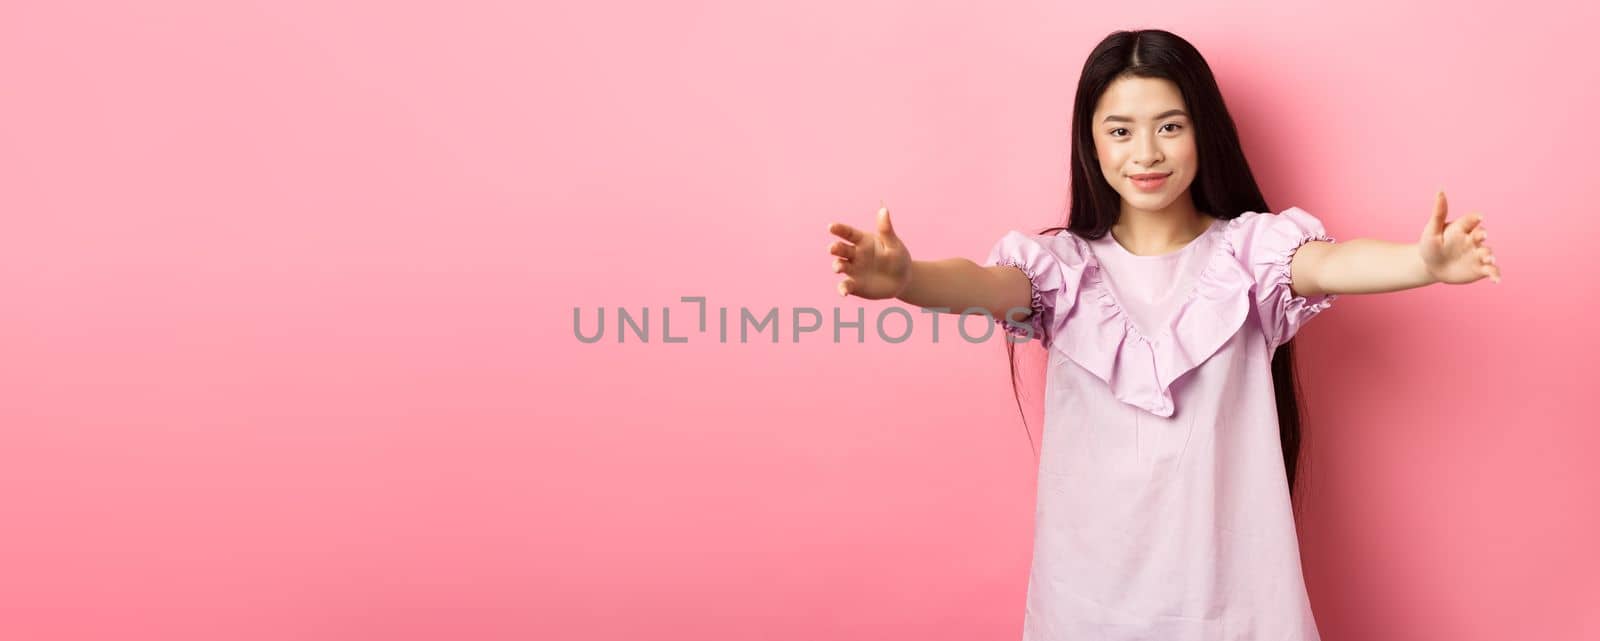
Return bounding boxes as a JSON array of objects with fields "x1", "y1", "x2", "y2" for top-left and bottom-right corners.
[{"x1": 824, "y1": 76, "x2": 1501, "y2": 320}]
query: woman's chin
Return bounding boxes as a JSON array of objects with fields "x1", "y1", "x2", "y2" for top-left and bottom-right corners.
[{"x1": 1121, "y1": 193, "x2": 1174, "y2": 211}]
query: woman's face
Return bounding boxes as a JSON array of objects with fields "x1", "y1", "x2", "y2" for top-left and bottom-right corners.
[{"x1": 1091, "y1": 75, "x2": 1198, "y2": 215}]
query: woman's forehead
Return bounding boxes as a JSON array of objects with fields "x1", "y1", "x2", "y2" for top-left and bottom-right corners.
[{"x1": 1093, "y1": 76, "x2": 1187, "y2": 119}]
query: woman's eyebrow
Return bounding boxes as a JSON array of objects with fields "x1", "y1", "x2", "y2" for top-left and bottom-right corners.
[{"x1": 1102, "y1": 109, "x2": 1189, "y2": 123}]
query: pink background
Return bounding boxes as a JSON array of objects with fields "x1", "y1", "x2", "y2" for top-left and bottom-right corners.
[{"x1": 3, "y1": 1, "x2": 1596, "y2": 639}]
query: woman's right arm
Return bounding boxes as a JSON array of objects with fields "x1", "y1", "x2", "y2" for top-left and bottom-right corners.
[{"x1": 899, "y1": 258, "x2": 1035, "y2": 321}]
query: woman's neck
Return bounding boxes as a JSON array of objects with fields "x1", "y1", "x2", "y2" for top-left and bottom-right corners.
[{"x1": 1111, "y1": 195, "x2": 1210, "y2": 256}]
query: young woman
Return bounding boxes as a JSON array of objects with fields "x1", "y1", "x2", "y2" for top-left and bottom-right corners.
[{"x1": 823, "y1": 29, "x2": 1499, "y2": 640}]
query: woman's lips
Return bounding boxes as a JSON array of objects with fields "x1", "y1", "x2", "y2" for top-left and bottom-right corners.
[{"x1": 1130, "y1": 173, "x2": 1169, "y2": 192}]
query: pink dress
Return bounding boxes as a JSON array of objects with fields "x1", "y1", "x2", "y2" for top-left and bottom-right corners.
[{"x1": 983, "y1": 207, "x2": 1337, "y2": 640}]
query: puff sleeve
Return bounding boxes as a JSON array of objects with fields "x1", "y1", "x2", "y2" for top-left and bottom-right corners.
[
  {"x1": 1224, "y1": 207, "x2": 1338, "y2": 352},
  {"x1": 981, "y1": 231, "x2": 1080, "y2": 348}
]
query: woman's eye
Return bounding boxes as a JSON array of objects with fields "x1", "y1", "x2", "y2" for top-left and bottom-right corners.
[{"x1": 1109, "y1": 124, "x2": 1181, "y2": 137}]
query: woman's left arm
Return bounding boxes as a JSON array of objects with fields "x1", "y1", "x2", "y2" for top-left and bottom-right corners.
[{"x1": 1290, "y1": 191, "x2": 1502, "y2": 297}]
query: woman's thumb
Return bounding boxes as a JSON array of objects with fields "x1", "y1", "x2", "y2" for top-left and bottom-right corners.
[
  {"x1": 878, "y1": 204, "x2": 897, "y2": 239},
  {"x1": 1425, "y1": 189, "x2": 1448, "y2": 237}
]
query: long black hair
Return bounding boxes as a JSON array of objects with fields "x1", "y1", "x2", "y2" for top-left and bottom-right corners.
[{"x1": 1007, "y1": 29, "x2": 1314, "y2": 512}]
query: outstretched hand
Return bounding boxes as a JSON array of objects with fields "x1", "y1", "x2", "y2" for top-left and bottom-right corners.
[
  {"x1": 1419, "y1": 191, "x2": 1501, "y2": 284},
  {"x1": 826, "y1": 203, "x2": 913, "y2": 299}
]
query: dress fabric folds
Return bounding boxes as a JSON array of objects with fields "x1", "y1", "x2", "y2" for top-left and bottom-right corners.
[{"x1": 983, "y1": 207, "x2": 1338, "y2": 641}]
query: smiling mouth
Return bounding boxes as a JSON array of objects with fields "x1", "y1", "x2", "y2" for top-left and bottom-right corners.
[{"x1": 1129, "y1": 173, "x2": 1171, "y2": 190}]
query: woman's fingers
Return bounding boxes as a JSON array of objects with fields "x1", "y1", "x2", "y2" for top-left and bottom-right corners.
[
  {"x1": 828, "y1": 222, "x2": 864, "y2": 244},
  {"x1": 1423, "y1": 195, "x2": 1501, "y2": 285},
  {"x1": 829, "y1": 208, "x2": 894, "y2": 296}
]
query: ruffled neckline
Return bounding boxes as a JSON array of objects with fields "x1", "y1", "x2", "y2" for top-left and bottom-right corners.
[{"x1": 1048, "y1": 217, "x2": 1254, "y2": 418}]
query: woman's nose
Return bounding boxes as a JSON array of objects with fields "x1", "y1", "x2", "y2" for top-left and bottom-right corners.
[{"x1": 1134, "y1": 134, "x2": 1163, "y2": 166}]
